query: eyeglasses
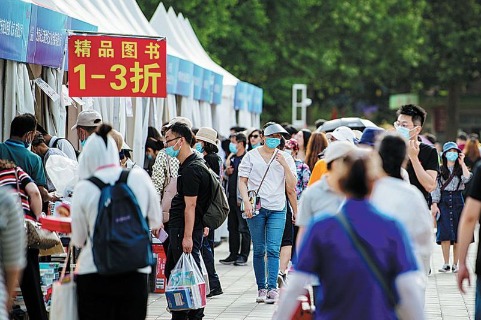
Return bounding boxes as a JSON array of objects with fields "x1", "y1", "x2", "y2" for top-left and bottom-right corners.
[
  {"x1": 393, "y1": 121, "x2": 414, "y2": 129},
  {"x1": 165, "y1": 137, "x2": 181, "y2": 145}
]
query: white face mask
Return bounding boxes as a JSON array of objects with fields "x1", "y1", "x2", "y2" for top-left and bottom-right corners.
[{"x1": 285, "y1": 149, "x2": 292, "y2": 155}]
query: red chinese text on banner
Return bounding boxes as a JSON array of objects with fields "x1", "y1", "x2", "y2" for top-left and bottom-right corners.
[{"x1": 68, "y1": 34, "x2": 166, "y2": 98}]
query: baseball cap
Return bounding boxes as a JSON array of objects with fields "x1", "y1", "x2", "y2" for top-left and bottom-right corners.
[
  {"x1": 326, "y1": 126, "x2": 356, "y2": 144},
  {"x1": 263, "y1": 123, "x2": 288, "y2": 136},
  {"x1": 71, "y1": 110, "x2": 102, "y2": 130},
  {"x1": 324, "y1": 141, "x2": 357, "y2": 164},
  {"x1": 359, "y1": 127, "x2": 385, "y2": 146}
]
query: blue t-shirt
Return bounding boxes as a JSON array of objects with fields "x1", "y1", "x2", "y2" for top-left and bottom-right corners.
[
  {"x1": 0, "y1": 139, "x2": 47, "y2": 187},
  {"x1": 297, "y1": 199, "x2": 418, "y2": 320}
]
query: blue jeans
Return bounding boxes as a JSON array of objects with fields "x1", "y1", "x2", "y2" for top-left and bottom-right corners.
[{"x1": 246, "y1": 207, "x2": 286, "y2": 290}]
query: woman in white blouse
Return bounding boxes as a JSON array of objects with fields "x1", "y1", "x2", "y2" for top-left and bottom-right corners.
[{"x1": 238, "y1": 122, "x2": 297, "y2": 304}]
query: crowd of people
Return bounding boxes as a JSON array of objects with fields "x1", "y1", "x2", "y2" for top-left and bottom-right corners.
[{"x1": 1, "y1": 103, "x2": 481, "y2": 319}]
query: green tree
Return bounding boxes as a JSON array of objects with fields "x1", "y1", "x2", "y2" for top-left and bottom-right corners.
[{"x1": 420, "y1": 0, "x2": 481, "y2": 139}]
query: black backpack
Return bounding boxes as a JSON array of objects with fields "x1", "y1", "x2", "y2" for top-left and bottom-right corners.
[
  {"x1": 88, "y1": 170, "x2": 154, "y2": 275},
  {"x1": 193, "y1": 160, "x2": 229, "y2": 229}
]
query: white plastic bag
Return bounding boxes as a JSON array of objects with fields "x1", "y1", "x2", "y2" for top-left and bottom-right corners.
[
  {"x1": 199, "y1": 254, "x2": 210, "y2": 295},
  {"x1": 45, "y1": 155, "x2": 79, "y2": 197},
  {"x1": 166, "y1": 253, "x2": 206, "y2": 310},
  {"x1": 50, "y1": 248, "x2": 78, "y2": 320}
]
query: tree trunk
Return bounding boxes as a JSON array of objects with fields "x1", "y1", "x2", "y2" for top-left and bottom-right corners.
[{"x1": 446, "y1": 82, "x2": 461, "y2": 141}]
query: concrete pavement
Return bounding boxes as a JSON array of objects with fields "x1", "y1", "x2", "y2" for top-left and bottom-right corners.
[{"x1": 147, "y1": 233, "x2": 478, "y2": 320}]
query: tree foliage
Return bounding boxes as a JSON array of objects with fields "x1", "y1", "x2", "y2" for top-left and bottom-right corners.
[{"x1": 138, "y1": 0, "x2": 481, "y2": 129}]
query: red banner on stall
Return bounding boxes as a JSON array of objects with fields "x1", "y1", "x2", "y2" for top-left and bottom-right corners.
[{"x1": 68, "y1": 34, "x2": 166, "y2": 97}]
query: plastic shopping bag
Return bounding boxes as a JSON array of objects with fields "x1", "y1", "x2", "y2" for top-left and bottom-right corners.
[
  {"x1": 165, "y1": 253, "x2": 206, "y2": 311},
  {"x1": 50, "y1": 248, "x2": 78, "y2": 320},
  {"x1": 199, "y1": 254, "x2": 210, "y2": 296}
]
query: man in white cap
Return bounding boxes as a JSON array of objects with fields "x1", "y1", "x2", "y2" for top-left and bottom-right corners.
[
  {"x1": 296, "y1": 141, "x2": 357, "y2": 246},
  {"x1": 326, "y1": 126, "x2": 357, "y2": 144},
  {"x1": 71, "y1": 110, "x2": 102, "y2": 149}
]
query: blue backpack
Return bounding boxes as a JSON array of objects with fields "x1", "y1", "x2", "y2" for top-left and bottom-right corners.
[{"x1": 88, "y1": 170, "x2": 153, "y2": 275}]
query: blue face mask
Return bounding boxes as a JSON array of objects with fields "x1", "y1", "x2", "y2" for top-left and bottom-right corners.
[
  {"x1": 195, "y1": 142, "x2": 204, "y2": 153},
  {"x1": 396, "y1": 126, "x2": 411, "y2": 140},
  {"x1": 265, "y1": 137, "x2": 281, "y2": 149},
  {"x1": 251, "y1": 142, "x2": 261, "y2": 149},
  {"x1": 229, "y1": 142, "x2": 238, "y2": 154},
  {"x1": 445, "y1": 151, "x2": 459, "y2": 162},
  {"x1": 80, "y1": 139, "x2": 87, "y2": 148},
  {"x1": 165, "y1": 140, "x2": 181, "y2": 158},
  {"x1": 147, "y1": 154, "x2": 153, "y2": 160}
]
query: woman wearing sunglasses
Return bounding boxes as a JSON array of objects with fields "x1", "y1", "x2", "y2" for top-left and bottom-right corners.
[{"x1": 248, "y1": 129, "x2": 262, "y2": 151}]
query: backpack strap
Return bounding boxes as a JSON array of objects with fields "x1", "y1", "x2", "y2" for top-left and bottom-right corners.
[
  {"x1": 88, "y1": 176, "x2": 108, "y2": 190},
  {"x1": 117, "y1": 170, "x2": 130, "y2": 184}
]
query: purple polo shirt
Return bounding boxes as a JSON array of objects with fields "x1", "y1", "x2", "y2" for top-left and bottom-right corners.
[{"x1": 296, "y1": 199, "x2": 418, "y2": 320}]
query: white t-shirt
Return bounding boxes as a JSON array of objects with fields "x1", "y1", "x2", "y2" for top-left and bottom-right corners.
[
  {"x1": 71, "y1": 167, "x2": 162, "y2": 275},
  {"x1": 238, "y1": 148, "x2": 297, "y2": 211},
  {"x1": 49, "y1": 136, "x2": 77, "y2": 162},
  {"x1": 371, "y1": 176, "x2": 433, "y2": 271}
]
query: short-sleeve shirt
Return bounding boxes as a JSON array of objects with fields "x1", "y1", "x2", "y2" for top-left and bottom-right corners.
[
  {"x1": 297, "y1": 199, "x2": 418, "y2": 320},
  {"x1": 466, "y1": 162, "x2": 481, "y2": 274},
  {"x1": 406, "y1": 142, "x2": 439, "y2": 201},
  {"x1": 238, "y1": 148, "x2": 296, "y2": 211},
  {"x1": 0, "y1": 139, "x2": 47, "y2": 187},
  {"x1": 169, "y1": 153, "x2": 212, "y2": 230},
  {"x1": 308, "y1": 159, "x2": 328, "y2": 186},
  {"x1": 0, "y1": 167, "x2": 34, "y2": 217},
  {"x1": 296, "y1": 175, "x2": 344, "y2": 227}
]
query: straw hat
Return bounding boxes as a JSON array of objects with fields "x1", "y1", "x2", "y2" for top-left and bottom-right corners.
[{"x1": 196, "y1": 127, "x2": 218, "y2": 146}]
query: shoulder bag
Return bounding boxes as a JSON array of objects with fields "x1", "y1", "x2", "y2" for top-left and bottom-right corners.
[
  {"x1": 15, "y1": 167, "x2": 61, "y2": 250},
  {"x1": 240, "y1": 150, "x2": 278, "y2": 215}
]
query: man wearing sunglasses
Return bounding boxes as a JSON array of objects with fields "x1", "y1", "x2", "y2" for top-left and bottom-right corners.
[{"x1": 394, "y1": 104, "x2": 439, "y2": 205}]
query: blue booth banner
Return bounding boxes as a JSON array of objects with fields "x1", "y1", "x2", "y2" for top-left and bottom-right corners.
[
  {"x1": 253, "y1": 86, "x2": 263, "y2": 114},
  {"x1": 64, "y1": 17, "x2": 97, "y2": 69},
  {"x1": 234, "y1": 82, "x2": 249, "y2": 110},
  {"x1": 212, "y1": 72, "x2": 223, "y2": 105},
  {"x1": 176, "y1": 58, "x2": 194, "y2": 97},
  {"x1": 193, "y1": 64, "x2": 203, "y2": 100},
  {"x1": 27, "y1": 5, "x2": 68, "y2": 68},
  {"x1": 200, "y1": 69, "x2": 213, "y2": 102},
  {"x1": 0, "y1": 0, "x2": 31, "y2": 63},
  {"x1": 167, "y1": 55, "x2": 179, "y2": 95},
  {"x1": 246, "y1": 84, "x2": 254, "y2": 112}
]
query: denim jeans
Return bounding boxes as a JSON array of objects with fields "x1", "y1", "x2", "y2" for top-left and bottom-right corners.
[{"x1": 246, "y1": 206, "x2": 286, "y2": 290}]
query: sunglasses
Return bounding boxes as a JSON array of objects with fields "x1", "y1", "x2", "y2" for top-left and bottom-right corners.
[{"x1": 251, "y1": 134, "x2": 260, "y2": 138}]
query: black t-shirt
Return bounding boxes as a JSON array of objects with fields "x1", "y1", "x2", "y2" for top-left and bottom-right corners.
[
  {"x1": 169, "y1": 153, "x2": 212, "y2": 230},
  {"x1": 406, "y1": 143, "x2": 439, "y2": 201},
  {"x1": 467, "y1": 162, "x2": 481, "y2": 274},
  {"x1": 227, "y1": 153, "x2": 245, "y2": 199},
  {"x1": 204, "y1": 153, "x2": 222, "y2": 177}
]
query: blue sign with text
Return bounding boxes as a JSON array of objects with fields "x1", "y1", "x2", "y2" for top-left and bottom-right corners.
[
  {"x1": 27, "y1": 5, "x2": 68, "y2": 68},
  {"x1": 176, "y1": 58, "x2": 194, "y2": 97},
  {"x1": 0, "y1": 0, "x2": 31, "y2": 62}
]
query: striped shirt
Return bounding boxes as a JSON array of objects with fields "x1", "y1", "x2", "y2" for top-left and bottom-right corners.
[
  {"x1": 0, "y1": 167, "x2": 33, "y2": 216},
  {"x1": 0, "y1": 187, "x2": 26, "y2": 319}
]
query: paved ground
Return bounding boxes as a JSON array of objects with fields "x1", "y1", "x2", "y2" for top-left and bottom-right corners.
[{"x1": 147, "y1": 231, "x2": 478, "y2": 320}]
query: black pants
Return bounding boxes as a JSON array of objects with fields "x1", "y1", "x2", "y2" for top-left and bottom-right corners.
[
  {"x1": 201, "y1": 230, "x2": 221, "y2": 291},
  {"x1": 20, "y1": 248, "x2": 48, "y2": 320},
  {"x1": 227, "y1": 197, "x2": 251, "y2": 259},
  {"x1": 166, "y1": 227, "x2": 205, "y2": 320},
  {"x1": 76, "y1": 272, "x2": 148, "y2": 320}
]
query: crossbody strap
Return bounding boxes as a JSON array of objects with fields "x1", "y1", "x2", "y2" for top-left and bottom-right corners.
[
  {"x1": 440, "y1": 173, "x2": 456, "y2": 191},
  {"x1": 335, "y1": 211, "x2": 397, "y2": 307},
  {"x1": 256, "y1": 150, "x2": 278, "y2": 194}
]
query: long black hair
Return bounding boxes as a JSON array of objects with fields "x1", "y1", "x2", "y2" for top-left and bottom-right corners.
[{"x1": 440, "y1": 152, "x2": 462, "y2": 181}]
